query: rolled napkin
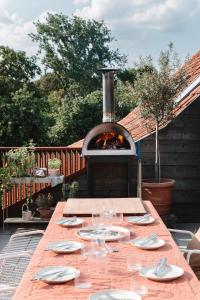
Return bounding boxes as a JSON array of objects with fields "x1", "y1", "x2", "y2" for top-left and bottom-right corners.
[
  {"x1": 130, "y1": 214, "x2": 151, "y2": 223},
  {"x1": 36, "y1": 269, "x2": 73, "y2": 280},
  {"x1": 153, "y1": 258, "x2": 170, "y2": 277},
  {"x1": 134, "y1": 233, "x2": 158, "y2": 246},
  {"x1": 57, "y1": 216, "x2": 77, "y2": 225}
]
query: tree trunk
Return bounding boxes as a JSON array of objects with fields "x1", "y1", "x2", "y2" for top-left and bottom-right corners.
[{"x1": 155, "y1": 122, "x2": 160, "y2": 182}]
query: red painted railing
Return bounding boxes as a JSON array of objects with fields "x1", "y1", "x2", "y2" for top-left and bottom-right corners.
[{"x1": 0, "y1": 147, "x2": 85, "y2": 209}]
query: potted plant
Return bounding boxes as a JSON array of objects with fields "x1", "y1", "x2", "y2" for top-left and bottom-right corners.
[
  {"x1": 6, "y1": 144, "x2": 35, "y2": 180},
  {"x1": 62, "y1": 181, "x2": 79, "y2": 199},
  {"x1": 35, "y1": 192, "x2": 54, "y2": 219},
  {"x1": 48, "y1": 158, "x2": 61, "y2": 176},
  {"x1": 133, "y1": 43, "x2": 187, "y2": 215}
]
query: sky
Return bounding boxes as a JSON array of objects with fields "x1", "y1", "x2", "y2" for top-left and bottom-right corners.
[{"x1": 0, "y1": 0, "x2": 200, "y2": 67}]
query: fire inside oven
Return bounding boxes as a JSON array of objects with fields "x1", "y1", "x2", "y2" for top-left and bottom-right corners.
[{"x1": 88, "y1": 132, "x2": 130, "y2": 150}]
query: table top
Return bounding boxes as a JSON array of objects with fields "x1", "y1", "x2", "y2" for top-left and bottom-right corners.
[
  {"x1": 13, "y1": 201, "x2": 200, "y2": 300},
  {"x1": 63, "y1": 197, "x2": 146, "y2": 216}
]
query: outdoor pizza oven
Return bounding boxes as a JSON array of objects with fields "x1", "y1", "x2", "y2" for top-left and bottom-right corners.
[{"x1": 82, "y1": 68, "x2": 137, "y2": 197}]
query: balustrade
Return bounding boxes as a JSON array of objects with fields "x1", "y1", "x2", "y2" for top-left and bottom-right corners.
[{"x1": 0, "y1": 146, "x2": 85, "y2": 210}]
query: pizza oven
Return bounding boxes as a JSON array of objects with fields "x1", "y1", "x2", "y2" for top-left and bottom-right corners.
[{"x1": 82, "y1": 68, "x2": 137, "y2": 197}]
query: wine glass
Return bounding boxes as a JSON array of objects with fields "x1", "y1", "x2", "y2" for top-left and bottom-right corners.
[{"x1": 92, "y1": 213, "x2": 104, "y2": 228}]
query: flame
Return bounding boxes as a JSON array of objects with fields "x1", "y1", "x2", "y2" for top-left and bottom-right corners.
[{"x1": 94, "y1": 132, "x2": 125, "y2": 149}]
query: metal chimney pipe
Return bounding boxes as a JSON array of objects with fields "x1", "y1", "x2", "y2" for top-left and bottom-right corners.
[{"x1": 100, "y1": 68, "x2": 117, "y2": 123}]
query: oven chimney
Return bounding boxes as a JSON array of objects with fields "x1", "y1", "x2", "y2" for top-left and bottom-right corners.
[{"x1": 101, "y1": 68, "x2": 117, "y2": 123}]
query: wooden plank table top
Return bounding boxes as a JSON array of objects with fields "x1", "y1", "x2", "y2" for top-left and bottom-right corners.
[
  {"x1": 63, "y1": 197, "x2": 146, "y2": 216},
  {"x1": 13, "y1": 201, "x2": 200, "y2": 300}
]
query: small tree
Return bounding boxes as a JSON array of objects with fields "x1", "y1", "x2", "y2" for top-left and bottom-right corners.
[{"x1": 133, "y1": 43, "x2": 187, "y2": 182}]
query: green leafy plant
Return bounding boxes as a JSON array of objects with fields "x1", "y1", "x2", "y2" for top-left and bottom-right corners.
[
  {"x1": 48, "y1": 158, "x2": 61, "y2": 169},
  {"x1": 62, "y1": 181, "x2": 79, "y2": 199},
  {"x1": 0, "y1": 167, "x2": 12, "y2": 206},
  {"x1": 35, "y1": 193, "x2": 54, "y2": 208},
  {"x1": 6, "y1": 143, "x2": 35, "y2": 177},
  {"x1": 133, "y1": 43, "x2": 187, "y2": 182}
]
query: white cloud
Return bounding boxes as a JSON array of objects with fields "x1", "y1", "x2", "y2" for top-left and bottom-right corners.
[
  {"x1": 0, "y1": 10, "x2": 51, "y2": 57},
  {"x1": 73, "y1": 0, "x2": 89, "y2": 5},
  {"x1": 75, "y1": 0, "x2": 200, "y2": 37}
]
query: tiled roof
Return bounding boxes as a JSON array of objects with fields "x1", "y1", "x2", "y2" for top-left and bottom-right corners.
[{"x1": 68, "y1": 50, "x2": 200, "y2": 147}]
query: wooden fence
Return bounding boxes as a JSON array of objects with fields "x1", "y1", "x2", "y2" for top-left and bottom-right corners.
[{"x1": 0, "y1": 147, "x2": 85, "y2": 210}]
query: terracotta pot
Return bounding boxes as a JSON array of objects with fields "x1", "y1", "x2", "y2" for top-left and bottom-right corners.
[
  {"x1": 37, "y1": 207, "x2": 54, "y2": 219},
  {"x1": 142, "y1": 178, "x2": 175, "y2": 216},
  {"x1": 48, "y1": 169, "x2": 60, "y2": 176}
]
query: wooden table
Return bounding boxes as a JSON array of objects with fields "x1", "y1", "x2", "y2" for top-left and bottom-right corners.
[
  {"x1": 13, "y1": 201, "x2": 200, "y2": 300},
  {"x1": 63, "y1": 197, "x2": 146, "y2": 216}
]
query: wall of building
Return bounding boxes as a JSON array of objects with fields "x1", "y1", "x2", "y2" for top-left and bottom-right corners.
[{"x1": 141, "y1": 96, "x2": 200, "y2": 221}]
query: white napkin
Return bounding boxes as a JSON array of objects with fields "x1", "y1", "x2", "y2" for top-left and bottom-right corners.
[
  {"x1": 134, "y1": 233, "x2": 158, "y2": 246},
  {"x1": 57, "y1": 217, "x2": 77, "y2": 225},
  {"x1": 153, "y1": 258, "x2": 170, "y2": 277},
  {"x1": 131, "y1": 214, "x2": 151, "y2": 223}
]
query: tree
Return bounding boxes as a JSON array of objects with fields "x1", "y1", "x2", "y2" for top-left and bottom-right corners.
[
  {"x1": 114, "y1": 80, "x2": 137, "y2": 120},
  {"x1": 30, "y1": 14, "x2": 126, "y2": 95},
  {"x1": 0, "y1": 85, "x2": 50, "y2": 146},
  {"x1": 35, "y1": 72, "x2": 62, "y2": 96},
  {"x1": 117, "y1": 68, "x2": 137, "y2": 85},
  {"x1": 49, "y1": 90, "x2": 102, "y2": 145},
  {"x1": 133, "y1": 43, "x2": 187, "y2": 181},
  {"x1": 49, "y1": 80, "x2": 136, "y2": 146},
  {"x1": 0, "y1": 46, "x2": 40, "y2": 96}
]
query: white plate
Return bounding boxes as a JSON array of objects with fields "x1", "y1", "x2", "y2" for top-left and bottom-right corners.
[
  {"x1": 35, "y1": 266, "x2": 79, "y2": 284},
  {"x1": 77, "y1": 225, "x2": 130, "y2": 241},
  {"x1": 131, "y1": 237, "x2": 165, "y2": 250},
  {"x1": 127, "y1": 215, "x2": 155, "y2": 225},
  {"x1": 89, "y1": 289, "x2": 141, "y2": 300},
  {"x1": 57, "y1": 217, "x2": 83, "y2": 227},
  {"x1": 46, "y1": 240, "x2": 83, "y2": 253},
  {"x1": 140, "y1": 264, "x2": 184, "y2": 281}
]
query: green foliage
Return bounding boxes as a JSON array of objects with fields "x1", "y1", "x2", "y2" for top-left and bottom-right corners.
[
  {"x1": 134, "y1": 44, "x2": 186, "y2": 128},
  {"x1": 114, "y1": 80, "x2": 137, "y2": 120},
  {"x1": 117, "y1": 68, "x2": 137, "y2": 84},
  {"x1": 62, "y1": 181, "x2": 79, "y2": 199},
  {"x1": 49, "y1": 80, "x2": 136, "y2": 145},
  {"x1": 6, "y1": 143, "x2": 35, "y2": 177},
  {"x1": 0, "y1": 85, "x2": 51, "y2": 146},
  {"x1": 48, "y1": 158, "x2": 61, "y2": 169},
  {"x1": 31, "y1": 14, "x2": 126, "y2": 95},
  {"x1": 0, "y1": 167, "x2": 12, "y2": 206},
  {"x1": 49, "y1": 90, "x2": 102, "y2": 145},
  {"x1": 0, "y1": 168, "x2": 12, "y2": 191},
  {"x1": 35, "y1": 73, "x2": 62, "y2": 96},
  {"x1": 133, "y1": 43, "x2": 187, "y2": 180},
  {"x1": 0, "y1": 46, "x2": 40, "y2": 96}
]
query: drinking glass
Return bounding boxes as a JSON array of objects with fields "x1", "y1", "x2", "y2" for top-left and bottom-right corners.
[
  {"x1": 74, "y1": 267, "x2": 91, "y2": 289},
  {"x1": 92, "y1": 213, "x2": 104, "y2": 227},
  {"x1": 101, "y1": 209, "x2": 116, "y2": 226},
  {"x1": 118, "y1": 231, "x2": 130, "y2": 244},
  {"x1": 113, "y1": 212, "x2": 123, "y2": 225},
  {"x1": 126, "y1": 254, "x2": 145, "y2": 273},
  {"x1": 130, "y1": 277, "x2": 148, "y2": 296},
  {"x1": 81, "y1": 239, "x2": 108, "y2": 259}
]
